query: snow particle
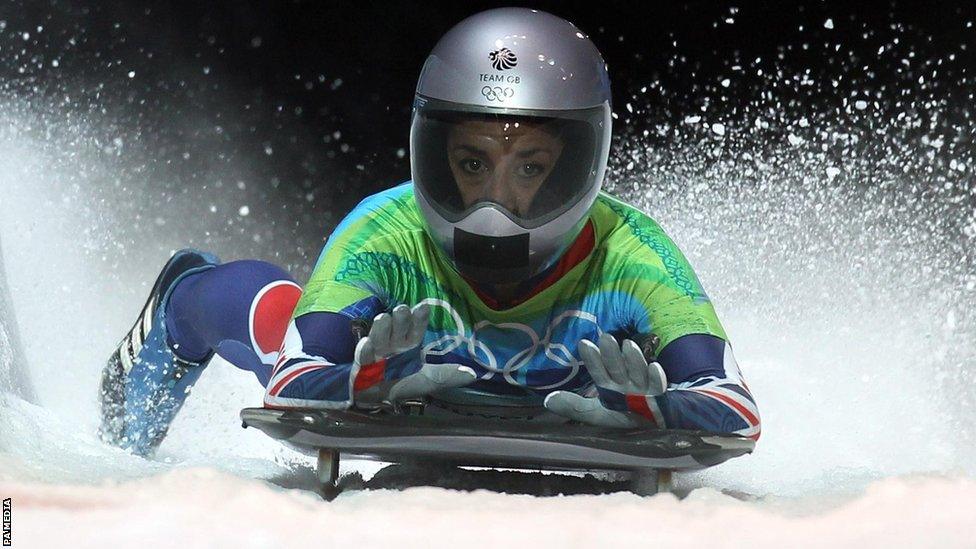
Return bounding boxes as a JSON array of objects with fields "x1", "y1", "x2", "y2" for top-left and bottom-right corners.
[
  {"x1": 824, "y1": 18, "x2": 834, "y2": 30},
  {"x1": 127, "y1": 70, "x2": 136, "y2": 78},
  {"x1": 711, "y1": 123, "x2": 726, "y2": 136},
  {"x1": 238, "y1": 205, "x2": 250, "y2": 217}
]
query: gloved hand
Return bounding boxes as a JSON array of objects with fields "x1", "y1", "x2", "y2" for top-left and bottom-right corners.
[
  {"x1": 544, "y1": 333, "x2": 668, "y2": 428},
  {"x1": 352, "y1": 303, "x2": 476, "y2": 406}
]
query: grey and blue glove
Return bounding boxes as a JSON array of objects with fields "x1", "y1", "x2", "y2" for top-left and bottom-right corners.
[
  {"x1": 353, "y1": 303, "x2": 476, "y2": 405},
  {"x1": 544, "y1": 333, "x2": 668, "y2": 428}
]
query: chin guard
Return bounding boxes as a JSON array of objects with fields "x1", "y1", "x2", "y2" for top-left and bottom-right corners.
[{"x1": 453, "y1": 227, "x2": 531, "y2": 284}]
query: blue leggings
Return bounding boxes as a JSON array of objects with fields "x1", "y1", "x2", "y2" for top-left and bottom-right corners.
[{"x1": 164, "y1": 260, "x2": 302, "y2": 386}]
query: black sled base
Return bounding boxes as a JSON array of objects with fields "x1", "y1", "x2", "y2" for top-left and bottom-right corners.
[{"x1": 240, "y1": 407, "x2": 754, "y2": 498}]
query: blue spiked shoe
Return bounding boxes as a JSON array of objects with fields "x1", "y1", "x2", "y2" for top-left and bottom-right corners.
[{"x1": 98, "y1": 249, "x2": 219, "y2": 456}]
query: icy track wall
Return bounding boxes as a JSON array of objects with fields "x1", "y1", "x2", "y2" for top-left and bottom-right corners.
[
  {"x1": 0, "y1": 75, "x2": 320, "y2": 483},
  {"x1": 0, "y1": 233, "x2": 32, "y2": 402},
  {"x1": 0, "y1": 4, "x2": 974, "y2": 500},
  {"x1": 0, "y1": 95, "x2": 286, "y2": 422}
]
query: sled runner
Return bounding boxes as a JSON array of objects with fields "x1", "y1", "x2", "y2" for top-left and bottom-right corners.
[{"x1": 241, "y1": 406, "x2": 754, "y2": 499}]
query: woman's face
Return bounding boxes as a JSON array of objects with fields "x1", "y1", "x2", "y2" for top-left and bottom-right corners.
[{"x1": 447, "y1": 119, "x2": 564, "y2": 216}]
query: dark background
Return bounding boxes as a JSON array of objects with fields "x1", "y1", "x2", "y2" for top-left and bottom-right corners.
[{"x1": 1, "y1": 0, "x2": 972, "y2": 257}]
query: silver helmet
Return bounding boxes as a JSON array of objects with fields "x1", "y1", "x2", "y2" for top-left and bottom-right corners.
[{"x1": 411, "y1": 7, "x2": 612, "y2": 284}]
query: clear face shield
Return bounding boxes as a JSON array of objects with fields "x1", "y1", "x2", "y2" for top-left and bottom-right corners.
[
  {"x1": 446, "y1": 117, "x2": 566, "y2": 222},
  {"x1": 412, "y1": 100, "x2": 608, "y2": 228},
  {"x1": 411, "y1": 98, "x2": 610, "y2": 284}
]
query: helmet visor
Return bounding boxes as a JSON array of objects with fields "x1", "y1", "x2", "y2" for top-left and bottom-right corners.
[{"x1": 411, "y1": 98, "x2": 610, "y2": 230}]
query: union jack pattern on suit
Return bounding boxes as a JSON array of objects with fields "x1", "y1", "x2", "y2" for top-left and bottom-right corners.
[{"x1": 596, "y1": 342, "x2": 760, "y2": 440}]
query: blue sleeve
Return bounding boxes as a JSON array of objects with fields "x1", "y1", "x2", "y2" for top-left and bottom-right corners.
[
  {"x1": 597, "y1": 334, "x2": 762, "y2": 439},
  {"x1": 656, "y1": 333, "x2": 727, "y2": 384},
  {"x1": 654, "y1": 334, "x2": 761, "y2": 438},
  {"x1": 263, "y1": 297, "x2": 384, "y2": 409},
  {"x1": 293, "y1": 312, "x2": 360, "y2": 364}
]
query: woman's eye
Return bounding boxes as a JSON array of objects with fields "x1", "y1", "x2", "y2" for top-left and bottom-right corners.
[
  {"x1": 517, "y1": 163, "x2": 545, "y2": 178},
  {"x1": 460, "y1": 159, "x2": 485, "y2": 174}
]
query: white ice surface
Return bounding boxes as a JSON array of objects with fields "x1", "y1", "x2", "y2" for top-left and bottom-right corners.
[{"x1": 3, "y1": 469, "x2": 976, "y2": 549}]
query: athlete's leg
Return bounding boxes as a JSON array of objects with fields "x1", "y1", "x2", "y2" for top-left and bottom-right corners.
[
  {"x1": 99, "y1": 251, "x2": 300, "y2": 456},
  {"x1": 166, "y1": 259, "x2": 302, "y2": 386}
]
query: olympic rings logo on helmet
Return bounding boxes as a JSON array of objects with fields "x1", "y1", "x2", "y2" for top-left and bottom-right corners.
[{"x1": 481, "y1": 86, "x2": 515, "y2": 103}]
